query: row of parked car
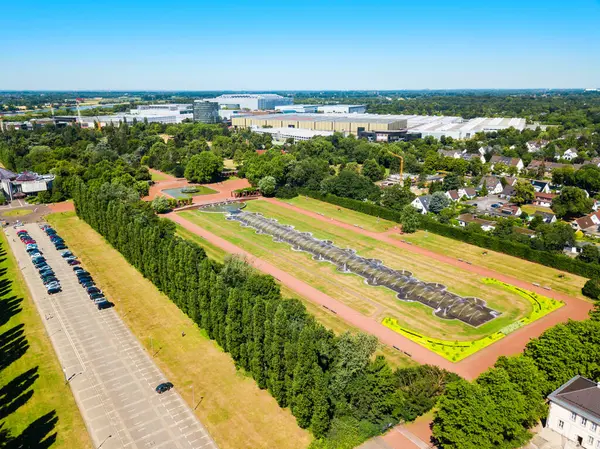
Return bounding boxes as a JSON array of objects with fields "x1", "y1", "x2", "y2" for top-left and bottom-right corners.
[
  {"x1": 40, "y1": 224, "x2": 113, "y2": 310},
  {"x1": 17, "y1": 229, "x2": 62, "y2": 294}
]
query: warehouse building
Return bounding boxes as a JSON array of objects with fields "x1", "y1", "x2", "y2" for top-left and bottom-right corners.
[
  {"x1": 209, "y1": 93, "x2": 293, "y2": 111},
  {"x1": 275, "y1": 104, "x2": 319, "y2": 113},
  {"x1": 251, "y1": 126, "x2": 334, "y2": 142},
  {"x1": 232, "y1": 113, "x2": 407, "y2": 134},
  {"x1": 317, "y1": 104, "x2": 367, "y2": 114}
]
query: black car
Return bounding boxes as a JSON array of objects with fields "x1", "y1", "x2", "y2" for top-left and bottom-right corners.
[
  {"x1": 155, "y1": 382, "x2": 174, "y2": 394},
  {"x1": 78, "y1": 278, "x2": 93, "y2": 285},
  {"x1": 76, "y1": 270, "x2": 90, "y2": 277},
  {"x1": 97, "y1": 300, "x2": 113, "y2": 310},
  {"x1": 89, "y1": 292, "x2": 104, "y2": 300},
  {"x1": 48, "y1": 286, "x2": 61, "y2": 295},
  {"x1": 43, "y1": 278, "x2": 59, "y2": 286},
  {"x1": 87, "y1": 287, "x2": 101, "y2": 294},
  {"x1": 73, "y1": 266, "x2": 84, "y2": 272},
  {"x1": 81, "y1": 281, "x2": 95, "y2": 289}
]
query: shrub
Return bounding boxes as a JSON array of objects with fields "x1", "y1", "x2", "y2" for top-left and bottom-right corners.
[{"x1": 582, "y1": 279, "x2": 600, "y2": 300}]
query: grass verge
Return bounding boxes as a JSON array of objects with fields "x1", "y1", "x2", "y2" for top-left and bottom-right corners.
[
  {"x1": 3, "y1": 209, "x2": 33, "y2": 217},
  {"x1": 382, "y1": 279, "x2": 563, "y2": 362},
  {"x1": 0, "y1": 231, "x2": 91, "y2": 448},
  {"x1": 150, "y1": 171, "x2": 171, "y2": 182},
  {"x1": 174, "y1": 224, "x2": 415, "y2": 369},
  {"x1": 281, "y1": 196, "x2": 395, "y2": 233},
  {"x1": 48, "y1": 211, "x2": 312, "y2": 449}
]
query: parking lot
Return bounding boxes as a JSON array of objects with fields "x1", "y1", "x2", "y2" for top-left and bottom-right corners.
[
  {"x1": 465, "y1": 194, "x2": 506, "y2": 213},
  {"x1": 6, "y1": 224, "x2": 218, "y2": 449}
]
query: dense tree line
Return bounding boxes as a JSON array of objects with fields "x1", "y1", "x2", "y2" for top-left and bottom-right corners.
[{"x1": 71, "y1": 179, "x2": 457, "y2": 448}]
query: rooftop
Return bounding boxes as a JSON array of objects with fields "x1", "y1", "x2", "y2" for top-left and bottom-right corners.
[
  {"x1": 237, "y1": 113, "x2": 405, "y2": 124},
  {"x1": 548, "y1": 376, "x2": 600, "y2": 423}
]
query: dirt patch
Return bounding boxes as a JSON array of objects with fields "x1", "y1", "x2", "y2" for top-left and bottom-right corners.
[{"x1": 48, "y1": 202, "x2": 75, "y2": 213}]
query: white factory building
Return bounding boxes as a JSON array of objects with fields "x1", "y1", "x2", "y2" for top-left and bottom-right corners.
[
  {"x1": 317, "y1": 104, "x2": 367, "y2": 114},
  {"x1": 275, "y1": 104, "x2": 319, "y2": 113},
  {"x1": 250, "y1": 126, "x2": 334, "y2": 143},
  {"x1": 208, "y1": 93, "x2": 293, "y2": 111}
]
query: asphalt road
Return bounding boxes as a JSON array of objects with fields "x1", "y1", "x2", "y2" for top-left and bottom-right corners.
[{"x1": 6, "y1": 224, "x2": 218, "y2": 449}]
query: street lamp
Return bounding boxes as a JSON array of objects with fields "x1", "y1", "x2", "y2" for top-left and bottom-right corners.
[
  {"x1": 65, "y1": 371, "x2": 82, "y2": 384},
  {"x1": 98, "y1": 434, "x2": 112, "y2": 448}
]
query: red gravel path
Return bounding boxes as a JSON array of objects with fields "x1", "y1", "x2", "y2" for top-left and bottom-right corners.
[
  {"x1": 48, "y1": 201, "x2": 75, "y2": 213},
  {"x1": 145, "y1": 176, "x2": 251, "y2": 205},
  {"x1": 264, "y1": 198, "x2": 593, "y2": 378},
  {"x1": 168, "y1": 200, "x2": 592, "y2": 380}
]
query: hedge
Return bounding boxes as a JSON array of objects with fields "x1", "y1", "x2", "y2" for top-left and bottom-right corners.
[{"x1": 295, "y1": 189, "x2": 600, "y2": 280}]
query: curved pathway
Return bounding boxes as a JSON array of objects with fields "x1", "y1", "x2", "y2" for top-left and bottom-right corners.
[{"x1": 145, "y1": 176, "x2": 251, "y2": 206}]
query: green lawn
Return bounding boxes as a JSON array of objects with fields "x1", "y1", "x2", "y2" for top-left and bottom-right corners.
[
  {"x1": 3, "y1": 209, "x2": 33, "y2": 217},
  {"x1": 521, "y1": 204, "x2": 554, "y2": 215},
  {"x1": 162, "y1": 186, "x2": 217, "y2": 199},
  {"x1": 174, "y1": 224, "x2": 415, "y2": 369},
  {"x1": 150, "y1": 170, "x2": 171, "y2": 181},
  {"x1": 281, "y1": 196, "x2": 395, "y2": 233},
  {"x1": 0, "y1": 232, "x2": 91, "y2": 448},
  {"x1": 394, "y1": 231, "x2": 588, "y2": 300},
  {"x1": 179, "y1": 200, "x2": 533, "y2": 342},
  {"x1": 48, "y1": 212, "x2": 312, "y2": 449}
]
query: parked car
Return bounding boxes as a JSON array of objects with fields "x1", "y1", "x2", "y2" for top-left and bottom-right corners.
[
  {"x1": 60, "y1": 251, "x2": 73, "y2": 257},
  {"x1": 89, "y1": 292, "x2": 105, "y2": 300},
  {"x1": 81, "y1": 281, "x2": 95, "y2": 289},
  {"x1": 87, "y1": 287, "x2": 101, "y2": 295},
  {"x1": 68, "y1": 259, "x2": 81, "y2": 266},
  {"x1": 78, "y1": 277, "x2": 93, "y2": 285},
  {"x1": 55, "y1": 244, "x2": 67, "y2": 250},
  {"x1": 73, "y1": 266, "x2": 84, "y2": 272},
  {"x1": 155, "y1": 382, "x2": 174, "y2": 394},
  {"x1": 76, "y1": 270, "x2": 90, "y2": 277},
  {"x1": 96, "y1": 300, "x2": 113, "y2": 310},
  {"x1": 48, "y1": 286, "x2": 61, "y2": 295}
]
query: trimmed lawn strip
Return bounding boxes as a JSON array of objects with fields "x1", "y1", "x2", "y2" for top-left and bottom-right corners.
[
  {"x1": 394, "y1": 231, "x2": 587, "y2": 300},
  {"x1": 175, "y1": 224, "x2": 415, "y2": 368},
  {"x1": 181, "y1": 202, "x2": 533, "y2": 340},
  {"x1": 3, "y1": 209, "x2": 33, "y2": 217},
  {"x1": 47, "y1": 212, "x2": 312, "y2": 449},
  {"x1": 283, "y1": 196, "x2": 395, "y2": 233},
  {"x1": 0, "y1": 231, "x2": 91, "y2": 448},
  {"x1": 382, "y1": 280, "x2": 563, "y2": 362},
  {"x1": 150, "y1": 171, "x2": 170, "y2": 181}
]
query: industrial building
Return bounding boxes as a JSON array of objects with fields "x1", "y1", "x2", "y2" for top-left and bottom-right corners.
[
  {"x1": 251, "y1": 126, "x2": 334, "y2": 142},
  {"x1": 0, "y1": 168, "x2": 54, "y2": 201},
  {"x1": 232, "y1": 113, "x2": 407, "y2": 134},
  {"x1": 275, "y1": 104, "x2": 319, "y2": 113},
  {"x1": 193, "y1": 100, "x2": 220, "y2": 124},
  {"x1": 209, "y1": 93, "x2": 293, "y2": 111},
  {"x1": 317, "y1": 104, "x2": 367, "y2": 114}
]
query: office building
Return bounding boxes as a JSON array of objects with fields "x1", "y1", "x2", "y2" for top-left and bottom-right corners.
[
  {"x1": 318, "y1": 104, "x2": 367, "y2": 114},
  {"x1": 232, "y1": 113, "x2": 407, "y2": 134},
  {"x1": 193, "y1": 100, "x2": 220, "y2": 124},
  {"x1": 210, "y1": 93, "x2": 293, "y2": 111}
]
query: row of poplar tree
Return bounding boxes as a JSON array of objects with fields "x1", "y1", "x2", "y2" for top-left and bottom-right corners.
[{"x1": 71, "y1": 179, "x2": 456, "y2": 446}]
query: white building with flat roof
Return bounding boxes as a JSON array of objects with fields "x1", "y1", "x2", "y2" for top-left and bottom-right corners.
[
  {"x1": 251, "y1": 126, "x2": 334, "y2": 142},
  {"x1": 275, "y1": 104, "x2": 319, "y2": 113},
  {"x1": 209, "y1": 94, "x2": 293, "y2": 111},
  {"x1": 318, "y1": 104, "x2": 366, "y2": 114}
]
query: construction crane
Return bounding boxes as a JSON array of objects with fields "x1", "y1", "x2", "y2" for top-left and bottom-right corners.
[{"x1": 387, "y1": 151, "x2": 404, "y2": 184}]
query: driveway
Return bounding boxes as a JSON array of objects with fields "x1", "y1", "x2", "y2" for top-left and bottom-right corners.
[
  {"x1": 464, "y1": 194, "x2": 505, "y2": 213},
  {"x1": 6, "y1": 225, "x2": 218, "y2": 449}
]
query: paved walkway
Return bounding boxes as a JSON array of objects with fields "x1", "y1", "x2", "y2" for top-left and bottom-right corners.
[
  {"x1": 6, "y1": 225, "x2": 218, "y2": 449},
  {"x1": 145, "y1": 175, "x2": 251, "y2": 205}
]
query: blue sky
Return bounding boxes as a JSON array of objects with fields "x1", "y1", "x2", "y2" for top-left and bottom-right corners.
[{"x1": 1, "y1": 0, "x2": 599, "y2": 90}]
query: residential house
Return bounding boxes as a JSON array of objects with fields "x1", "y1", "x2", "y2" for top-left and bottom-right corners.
[
  {"x1": 461, "y1": 187, "x2": 477, "y2": 199},
  {"x1": 499, "y1": 184, "x2": 515, "y2": 200},
  {"x1": 558, "y1": 148, "x2": 578, "y2": 161},
  {"x1": 410, "y1": 195, "x2": 432, "y2": 214},
  {"x1": 571, "y1": 211, "x2": 600, "y2": 233},
  {"x1": 445, "y1": 190, "x2": 462, "y2": 202},
  {"x1": 534, "y1": 211, "x2": 557, "y2": 224},
  {"x1": 478, "y1": 146, "x2": 493, "y2": 155},
  {"x1": 589, "y1": 157, "x2": 600, "y2": 167},
  {"x1": 531, "y1": 180, "x2": 551, "y2": 193},
  {"x1": 490, "y1": 155, "x2": 525, "y2": 173},
  {"x1": 503, "y1": 176, "x2": 518, "y2": 186},
  {"x1": 526, "y1": 139, "x2": 549, "y2": 153},
  {"x1": 545, "y1": 375, "x2": 600, "y2": 449},
  {"x1": 461, "y1": 153, "x2": 486, "y2": 164},
  {"x1": 498, "y1": 204, "x2": 522, "y2": 217},
  {"x1": 527, "y1": 160, "x2": 583, "y2": 177},
  {"x1": 457, "y1": 214, "x2": 496, "y2": 232},
  {"x1": 533, "y1": 192, "x2": 556, "y2": 208},
  {"x1": 479, "y1": 175, "x2": 503, "y2": 195},
  {"x1": 438, "y1": 149, "x2": 462, "y2": 159},
  {"x1": 514, "y1": 227, "x2": 536, "y2": 238}
]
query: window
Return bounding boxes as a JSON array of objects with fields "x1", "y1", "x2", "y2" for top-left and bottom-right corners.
[
  {"x1": 571, "y1": 412, "x2": 578, "y2": 421},
  {"x1": 582, "y1": 417, "x2": 588, "y2": 426},
  {"x1": 596, "y1": 440, "x2": 600, "y2": 449},
  {"x1": 558, "y1": 420, "x2": 564, "y2": 429},
  {"x1": 593, "y1": 423, "x2": 598, "y2": 433},
  {"x1": 589, "y1": 436, "x2": 594, "y2": 445}
]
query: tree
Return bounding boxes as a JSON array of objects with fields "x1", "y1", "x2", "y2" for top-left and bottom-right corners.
[
  {"x1": 511, "y1": 180, "x2": 535, "y2": 205},
  {"x1": 320, "y1": 170, "x2": 380, "y2": 201},
  {"x1": 258, "y1": 176, "x2": 276, "y2": 197},
  {"x1": 442, "y1": 173, "x2": 462, "y2": 191},
  {"x1": 429, "y1": 191, "x2": 450, "y2": 214},
  {"x1": 577, "y1": 245, "x2": 600, "y2": 264},
  {"x1": 400, "y1": 204, "x2": 421, "y2": 233},
  {"x1": 479, "y1": 182, "x2": 489, "y2": 197},
  {"x1": 380, "y1": 183, "x2": 415, "y2": 211},
  {"x1": 551, "y1": 186, "x2": 593, "y2": 219},
  {"x1": 151, "y1": 195, "x2": 171, "y2": 214},
  {"x1": 184, "y1": 152, "x2": 223, "y2": 183},
  {"x1": 361, "y1": 159, "x2": 385, "y2": 182},
  {"x1": 582, "y1": 279, "x2": 600, "y2": 300}
]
